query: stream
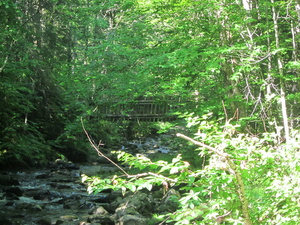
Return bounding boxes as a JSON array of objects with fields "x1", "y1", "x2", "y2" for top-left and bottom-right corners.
[
  {"x1": 0, "y1": 161, "x2": 114, "y2": 225},
  {"x1": 0, "y1": 136, "x2": 177, "y2": 225}
]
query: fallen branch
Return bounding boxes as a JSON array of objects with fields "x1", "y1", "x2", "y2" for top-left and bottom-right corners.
[
  {"x1": 176, "y1": 133, "x2": 228, "y2": 158},
  {"x1": 81, "y1": 117, "x2": 129, "y2": 176},
  {"x1": 81, "y1": 118, "x2": 175, "y2": 184},
  {"x1": 176, "y1": 133, "x2": 252, "y2": 225}
]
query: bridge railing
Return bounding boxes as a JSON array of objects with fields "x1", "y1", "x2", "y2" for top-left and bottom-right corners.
[{"x1": 98, "y1": 97, "x2": 182, "y2": 121}]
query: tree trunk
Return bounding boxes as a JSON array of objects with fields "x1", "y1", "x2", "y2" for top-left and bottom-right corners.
[{"x1": 271, "y1": 0, "x2": 290, "y2": 143}]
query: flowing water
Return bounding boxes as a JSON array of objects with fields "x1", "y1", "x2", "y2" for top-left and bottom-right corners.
[
  {"x1": 0, "y1": 136, "x2": 176, "y2": 225},
  {"x1": 0, "y1": 162, "x2": 112, "y2": 225}
]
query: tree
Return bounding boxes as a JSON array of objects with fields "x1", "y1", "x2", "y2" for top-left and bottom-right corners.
[
  {"x1": 1, "y1": 0, "x2": 300, "y2": 165},
  {"x1": 0, "y1": 0, "x2": 75, "y2": 167}
]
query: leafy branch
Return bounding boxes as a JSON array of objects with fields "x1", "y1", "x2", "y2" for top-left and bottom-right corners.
[{"x1": 176, "y1": 133, "x2": 252, "y2": 225}]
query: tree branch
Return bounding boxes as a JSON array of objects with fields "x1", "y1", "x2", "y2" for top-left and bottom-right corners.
[
  {"x1": 176, "y1": 133, "x2": 228, "y2": 158},
  {"x1": 81, "y1": 118, "x2": 175, "y2": 184},
  {"x1": 81, "y1": 117, "x2": 129, "y2": 176},
  {"x1": 176, "y1": 133, "x2": 252, "y2": 225}
]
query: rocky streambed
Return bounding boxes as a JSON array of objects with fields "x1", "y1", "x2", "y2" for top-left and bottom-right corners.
[
  {"x1": 0, "y1": 160, "x2": 114, "y2": 225},
  {"x1": 0, "y1": 136, "x2": 181, "y2": 225}
]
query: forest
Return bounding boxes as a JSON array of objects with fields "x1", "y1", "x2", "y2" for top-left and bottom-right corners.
[{"x1": 1, "y1": 0, "x2": 300, "y2": 224}]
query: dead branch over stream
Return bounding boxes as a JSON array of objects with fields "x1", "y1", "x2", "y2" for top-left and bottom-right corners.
[{"x1": 81, "y1": 117, "x2": 176, "y2": 183}]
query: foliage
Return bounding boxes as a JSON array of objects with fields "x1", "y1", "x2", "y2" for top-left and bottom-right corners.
[
  {"x1": 83, "y1": 114, "x2": 300, "y2": 224},
  {"x1": 1, "y1": 0, "x2": 300, "y2": 181},
  {"x1": 1, "y1": 1, "x2": 300, "y2": 222}
]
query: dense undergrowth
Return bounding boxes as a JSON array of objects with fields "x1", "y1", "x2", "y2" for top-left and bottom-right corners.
[{"x1": 83, "y1": 114, "x2": 300, "y2": 224}]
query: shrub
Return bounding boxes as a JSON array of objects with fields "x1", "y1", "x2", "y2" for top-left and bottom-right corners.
[{"x1": 83, "y1": 114, "x2": 300, "y2": 224}]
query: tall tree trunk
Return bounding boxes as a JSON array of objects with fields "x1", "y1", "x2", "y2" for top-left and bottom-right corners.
[{"x1": 271, "y1": 0, "x2": 290, "y2": 143}]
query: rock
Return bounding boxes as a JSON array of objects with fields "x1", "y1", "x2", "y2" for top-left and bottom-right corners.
[
  {"x1": 90, "y1": 206, "x2": 109, "y2": 215},
  {"x1": 50, "y1": 177, "x2": 77, "y2": 183},
  {"x1": 4, "y1": 186, "x2": 23, "y2": 196},
  {"x1": 32, "y1": 190, "x2": 51, "y2": 200},
  {"x1": 116, "y1": 214, "x2": 147, "y2": 225},
  {"x1": 78, "y1": 222, "x2": 92, "y2": 225},
  {"x1": 35, "y1": 173, "x2": 51, "y2": 179},
  {"x1": 14, "y1": 202, "x2": 44, "y2": 212},
  {"x1": 55, "y1": 219, "x2": 64, "y2": 225},
  {"x1": 89, "y1": 196, "x2": 109, "y2": 204},
  {"x1": 3, "y1": 191, "x2": 20, "y2": 200},
  {"x1": 128, "y1": 192, "x2": 154, "y2": 214},
  {"x1": 54, "y1": 159, "x2": 68, "y2": 165},
  {"x1": 55, "y1": 169, "x2": 71, "y2": 176},
  {"x1": 54, "y1": 159, "x2": 79, "y2": 170},
  {"x1": 50, "y1": 183, "x2": 72, "y2": 189},
  {"x1": 63, "y1": 199, "x2": 81, "y2": 209},
  {"x1": 24, "y1": 189, "x2": 63, "y2": 201},
  {"x1": 115, "y1": 204, "x2": 139, "y2": 219},
  {"x1": 65, "y1": 163, "x2": 80, "y2": 170},
  {"x1": 113, "y1": 191, "x2": 155, "y2": 225},
  {"x1": 15, "y1": 202, "x2": 36, "y2": 211},
  {"x1": 80, "y1": 165, "x2": 102, "y2": 176},
  {"x1": 156, "y1": 188, "x2": 180, "y2": 213},
  {"x1": 63, "y1": 196, "x2": 89, "y2": 209},
  {"x1": 36, "y1": 217, "x2": 52, "y2": 225},
  {"x1": 0, "y1": 176, "x2": 20, "y2": 186},
  {"x1": 32, "y1": 204, "x2": 44, "y2": 211},
  {"x1": 80, "y1": 165, "x2": 118, "y2": 177},
  {"x1": 59, "y1": 215, "x2": 79, "y2": 222},
  {"x1": 106, "y1": 190, "x2": 123, "y2": 202},
  {"x1": 4, "y1": 201, "x2": 15, "y2": 206},
  {"x1": 70, "y1": 170, "x2": 81, "y2": 177},
  {"x1": 87, "y1": 215, "x2": 114, "y2": 224},
  {"x1": 105, "y1": 196, "x2": 123, "y2": 213}
]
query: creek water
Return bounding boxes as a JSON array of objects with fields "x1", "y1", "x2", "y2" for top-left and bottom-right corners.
[
  {"x1": 0, "y1": 136, "x2": 176, "y2": 225},
  {"x1": 0, "y1": 162, "x2": 113, "y2": 225}
]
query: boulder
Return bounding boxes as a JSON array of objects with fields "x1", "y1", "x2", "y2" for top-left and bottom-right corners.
[
  {"x1": 87, "y1": 214, "x2": 114, "y2": 224},
  {"x1": 116, "y1": 214, "x2": 147, "y2": 225},
  {"x1": 113, "y1": 191, "x2": 154, "y2": 225},
  {"x1": 90, "y1": 206, "x2": 109, "y2": 215},
  {"x1": 4, "y1": 186, "x2": 23, "y2": 196}
]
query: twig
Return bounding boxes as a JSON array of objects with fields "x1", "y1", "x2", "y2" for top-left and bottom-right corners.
[
  {"x1": 81, "y1": 117, "x2": 129, "y2": 176},
  {"x1": 215, "y1": 210, "x2": 232, "y2": 223}
]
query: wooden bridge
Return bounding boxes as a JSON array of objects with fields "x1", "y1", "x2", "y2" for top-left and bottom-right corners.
[{"x1": 98, "y1": 98, "x2": 182, "y2": 121}]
